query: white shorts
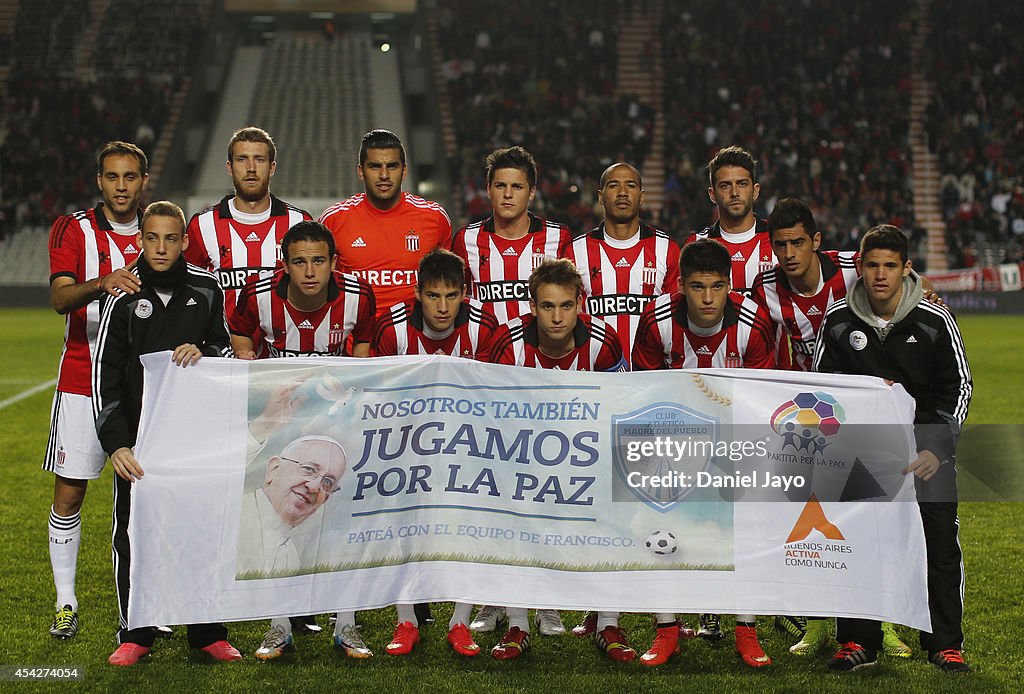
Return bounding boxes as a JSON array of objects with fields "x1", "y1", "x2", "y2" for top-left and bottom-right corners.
[{"x1": 43, "y1": 390, "x2": 107, "y2": 480}]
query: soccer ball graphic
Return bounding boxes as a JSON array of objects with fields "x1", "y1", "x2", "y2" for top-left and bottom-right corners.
[
  {"x1": 770, "y1": 391, "x2": 845, "y2": 454},
  {"x1": 645, "y1": 530, "x2": 678, "y2": 555}
]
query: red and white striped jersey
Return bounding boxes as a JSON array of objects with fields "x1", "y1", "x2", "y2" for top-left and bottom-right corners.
[
  {"x1": 487, "y1": 313, "x2": 626, "y2": 372},
  {"x1": 450, "y1": 213, "x2": 571, "y2": 323},
  {"x1": 48, "y1": 204, "x2": 142, "y2": 394},
  {"x1": 566, "y1": 222, "x2": 680, "y2": 366},
  {"x1": 230, "y1": 268, "x2": 376, "y2": 357},
  {"x1": 632, "y1": 291, "x2": 776, "y2": 370},
  {"x1": 319, "y1": 192, "x2": 452, "y2": 317},
  {"x1": 752, "y1": 250, "x2": 860, "y2": 371},
  {"x1": 685, "y1": 218, "x2": 774, "y2": 292},
  {"x1": 185, "y1": 194, "x2": 311, "y2": 320},
  {"x1": 372, "y1": 298, "x2": 498, "y2": 359}
]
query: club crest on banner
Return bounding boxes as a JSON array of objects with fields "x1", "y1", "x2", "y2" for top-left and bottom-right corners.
[{"x1": 612, "y1": 403, "x2": 718, "y2": 511}]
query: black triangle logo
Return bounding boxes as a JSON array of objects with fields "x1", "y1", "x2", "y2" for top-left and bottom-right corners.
[{"x1": 840, "y1": 457, "x2": 887, "y2": 502}]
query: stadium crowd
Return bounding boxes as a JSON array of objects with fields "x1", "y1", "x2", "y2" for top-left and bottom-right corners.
[
  {"x1": 2, "y1": 0, "x2": 1015, "y2": 272},
  {"x1": 436, "y1": 0, "x2": 652, "y2": 234},
  {"x1": 657, "y1": 0, "x2": 915, "y2": 249},
  {"x1": 0, "y1": 1, "x2": 207, "y2": 234},
  {"x1": 926, "y1": 0, "x2": 1024, "y2": 267}
]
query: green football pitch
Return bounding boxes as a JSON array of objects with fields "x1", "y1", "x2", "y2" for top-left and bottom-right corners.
[{"x1": 1, "y1": 308, "x2": 1020, "y2": 692}]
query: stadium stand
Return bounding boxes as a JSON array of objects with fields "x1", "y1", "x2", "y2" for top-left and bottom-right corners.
[
  {"x1": 247, "y1": 31, "x2": 373, "y2": 199},
  {"x1": 2, "y1": 0, "x2": 1015, "y2": 289},
  {"x1": 926, "y1": 0, "x2": 1024, "y2": 269},
  {"x1": 0, "y1": 227, "x2": 48, "y2": 284},
  {"x1": 657, "y1": 0, "x2": 916, "y2": 252},
  {"x1": 431, "y1": 0, "x2": 649, "y2": 234},
  {"x1": 0, "y1": 1, "x2": 209, "y2": 231}
]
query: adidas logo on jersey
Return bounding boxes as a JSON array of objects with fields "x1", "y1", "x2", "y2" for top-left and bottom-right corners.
[
  {"x1": 186, "y1": 297, "x2": 197, "y2": 306},
  {"x1": 124, "y1": 244, "x2": 138, "y2": 254},
  {"x1": 351, "y1": 237, "x2": 367, "y2": 247},
  {"x1": 731, "y1": 251, "x2": 745, "y2": 262},
  {"x1": 906, "y1": 335, "x2": 918, "y2": 343},
  {"x1": 696, "y1": 345, "x2": 713, "y2": 356},
  {"x1": 502, "y1": 247, "x2": 519, "y2": 256},
  {"x1": 245, "y1": 232, "x2": 259, "y2": 242},
  {"x1": 615, "y1": 257, "x2": 630, "y2": 268},
  {"x1": 806, "y1": 305, "x2": 822, "y2": 316},
  {"x1": 298, "y1": 319, "x2": 314, "y2": 329}
]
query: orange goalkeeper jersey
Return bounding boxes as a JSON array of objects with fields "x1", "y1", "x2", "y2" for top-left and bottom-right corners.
[{"x1": 319, "y1": 192, "x2": 452, "y2": 316}]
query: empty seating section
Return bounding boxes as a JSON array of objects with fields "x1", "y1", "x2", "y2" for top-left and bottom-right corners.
[{"x1": 247, "y1": 32, "x2": 372, "y2": 199}]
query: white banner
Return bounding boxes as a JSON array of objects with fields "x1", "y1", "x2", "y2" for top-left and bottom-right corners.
[{"x1": 128, "y1": 354, "x2": 930, "y2": 630}]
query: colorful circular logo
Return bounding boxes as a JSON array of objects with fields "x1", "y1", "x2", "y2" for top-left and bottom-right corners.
[{"x1": 770, "y1": 391, "x2": 846, "y2": 453}]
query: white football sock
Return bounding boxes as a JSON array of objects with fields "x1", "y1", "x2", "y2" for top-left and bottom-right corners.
[
  {"x1": 395, "y1": 603, "x2": 418, "y2": 627},
  {"x1": 334, "y1": 611, "x2": 356, "y2": 635},
  {"x1": 271, "y1": 616, "x2": 291, "y2": 635},
  {"x1": 49, "y1": 506, "x2": 81, "y2": 611},
  {"x1": 506, "y1": 607, "x2": 529, "y2": 632},
  {"x1": 597, "y1": 611, "x2": 620, "y2": 631},
  {"x1": 449, "y1": 602, "x2": 473, "y2": 630}
]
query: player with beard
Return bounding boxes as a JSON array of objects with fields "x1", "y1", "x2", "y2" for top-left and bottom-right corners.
[
  {"x1": 685, "y1": 147, "x2": 794, "y2": 646},
  {"x1": 185, "y1": 127, "x2": 312, "y2": 326},
  {"x1": 319, "y1": 130, "x2": 449, "y2": 640},
  {"x1": 187, "y1": 126, "x2": 320, "y2": 634},
  {"x1": 685, "y1": 146, "x2": 773, "y2": 294}
]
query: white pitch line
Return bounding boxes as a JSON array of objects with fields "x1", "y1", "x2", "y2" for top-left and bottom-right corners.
[{"x1": 0, "y1": 378, "x2": 56, "y2": 410}]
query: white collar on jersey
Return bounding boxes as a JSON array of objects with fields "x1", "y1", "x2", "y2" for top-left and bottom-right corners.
[
  {"x1": 109, "y1": 218, "x2": 139, "y2": 235},
  {"x1": 229, "y1": 197, "x2": 273, "y2": 225},
  {"x1": 687, "y1": 317, "x2": 724, "y2": 337},
  {"x1": 603, "y1": 228, "x2": 641, "y2": 250},
  {"x1": 718, "y1": 219, "x2": 757, "y2": 244}
]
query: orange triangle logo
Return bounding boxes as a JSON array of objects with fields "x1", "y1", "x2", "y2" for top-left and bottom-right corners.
[{"x1": 786, "y1": 493, "x2": 845, "y2": 543}]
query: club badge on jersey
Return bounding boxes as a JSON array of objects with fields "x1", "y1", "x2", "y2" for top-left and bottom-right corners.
[
  {"x1": 405, "y1": 231, "x2": 420, "y2": 252},
  {"x1": 642, "y1": 263, "x2": 658, "y2": 287},
  {"x1": 329, "y1": 323, "x2": 346, "y2": 345}
]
